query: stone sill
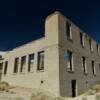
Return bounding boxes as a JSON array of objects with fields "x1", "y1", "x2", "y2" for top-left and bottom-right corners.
[
  {"x1": 93, "y1": 74, "x2": 96, "y2": 77},
  {"x1": 83, "y1": 72, "x2": 88, "y2": 75},
  {"x1": 37, "y1": 70, "x2": 44, "y2": 73},
  {"x1": 67, "y1": 70, "x2": 75, "y2": 73}
]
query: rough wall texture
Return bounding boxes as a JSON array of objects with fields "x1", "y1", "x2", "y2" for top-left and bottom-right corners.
[
  {"x1": 0, "y1": 12, "x2": 100, "y2": 97},
  {"x1": 1, "y1": 13, "x2": 60, "y2": 96},
  {"x1": 58, "y1": 12, "x2": 100, "y2": 97}
]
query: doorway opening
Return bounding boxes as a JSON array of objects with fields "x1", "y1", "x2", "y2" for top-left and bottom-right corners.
[{"x1": 71, "y1": 80, "x2": 77, "y2": 97}]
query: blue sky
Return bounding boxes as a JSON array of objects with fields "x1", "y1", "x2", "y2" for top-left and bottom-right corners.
[{"x1": 0, "y1": 0, "x2": 100, "y2": 51}]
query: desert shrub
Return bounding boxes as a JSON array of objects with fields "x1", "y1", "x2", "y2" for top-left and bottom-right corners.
[
  {"x1": 31, "y1": 93, "x2": 37, "y2": 100},
  {"x1": 31, "y1": 92, "x2": 55, "y2": 100},
  {"x1": 37, "y1": 92, "x2": 49, "y2": 100},
  {"x1": 95, "y1": 94, "x2": 100, "y2": 100},
  {"x1": 54, "y1": 97, "x2": 64, "y2": 100},
  {"x1": 0, "y1": 81, "x2": 9, "y2": 91},
  {"x1": 0, "y1": 81, "x2": 9, "y2": 86},
  {"x1": 14, "y1": 97, "x2": 23, "y2": 100},
  {"x1": 92, "y1": 85, "x2": 100, "y2": 93},
  {"x1": 85, "y1": 89, "x2": 97, "y2": 95},
  {"x1": 31, "y1": 91, "x2": 65, "y2": 100},
  {"x1": 82, "y1": 97, "x2": 88, "y2": 100},
  {"x1": 83, "y1": 85, "x2": 100, "y2": 96}
]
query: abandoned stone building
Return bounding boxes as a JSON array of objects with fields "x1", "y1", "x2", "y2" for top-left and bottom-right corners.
[{"x1": 0, "y1": 11, "x2": 100, "y2": 97}]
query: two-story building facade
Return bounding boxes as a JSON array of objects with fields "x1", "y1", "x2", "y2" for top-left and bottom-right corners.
[{"x1": 0, "y1": 11, "x2": 100, "y2": 97}]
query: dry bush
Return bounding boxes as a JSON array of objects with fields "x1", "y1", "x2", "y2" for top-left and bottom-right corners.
[
  {"x1": 92, "y1": 85, "x2": 100, "y2": 93},
  {"x1": 85, "y1": 89, "x2": 97, "y2": 95},
  {"x1": 0, "y1": 81, "x2": 9, "y2": 91},
  {"x1": 31, "y1": 93, "x2": 37, "y2": 100},
  {"x1": 14, "y1": 97, "x2": 23, "y2": 100},
  {"x1": 31, "y1": 92, "x2": 64, "y2": 100},
  {"x1": 82, "y1": 97, "x2": 88, "y2": 100},
  {"x1": 95, "y1": 94, "x2": 100, "y2": 100},
  {"x1": 84, "y1": 85, "x2": 100, "y2": 96},
  {"x1": 54, "y1": 97, "x2": 64, "y2": 100},
  {"x1": 31, "y1": 92, "x2": 52, "y2": 100}
]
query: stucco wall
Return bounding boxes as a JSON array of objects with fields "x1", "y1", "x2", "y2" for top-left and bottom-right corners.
[
  {"x1": 0, "y1": 12, "x2": 100, "y2": 97},
  {"x1": 58, "y1": 13, "x2": 100, "y2": 97},
  {"x1": 1, "y1": 12, "x2": 60, "y2": 96}
]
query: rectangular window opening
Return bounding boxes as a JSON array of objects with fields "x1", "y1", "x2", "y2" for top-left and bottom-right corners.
[
  {"x1": 37, "y1": 51, "x2": 44, "y2": 71},
  {"x1": 89, "y1": 39, "x2": 93, "y2": 52},
  {"x1": 82, "y1": 57, "x2": 87, "y2": 73},
  {"x1": 66, "y1": 50, "x2": 73, "y2": 71},
  {"x1": 14, "y1": 57, "x2": 19, "y2": 73},
  {"x1": 99, "y1": 64, "x2": 100, "y2": 72},
  {"x1": 66, "y1": 22, "x2": 72, "y2": 40},
  {"x1": 0, "y1": 63, "x2": 3, "y2": 71},
  {"x1": 92, "y1": 60, "x2": 96, "y2": 75},
  {"x1": 20, "y1": 56, "x2": 26, "y2": 73},
  {"x1": 80, "y1": 32, "x2": 84, "y2": 47},
  {"x1": 4, "y1": 61, "x2": 8, "y2": 75},
  {"x1": 28, "y1": 53, "x2": 34, "y2": 72}
]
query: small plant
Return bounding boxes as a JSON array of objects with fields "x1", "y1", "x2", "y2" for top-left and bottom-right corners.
[
  {"x1": 14, "y1": 97, "x2": 23, "y2": 100},
  {"x1": 54, "y1": 97, "x2": 64, "y2": 100},
  {"x1": 0, "y1": 81, "x2": 9, "y2": 91},
  {"x1": 36, "y1": 92, "x2": 50, "y2": 100},
  {"x1": 82, "y1": 97, "x2": 88, "y2": 100},
  {"x1": 95, "y1": 94, "x2": 100, "y2": 100},
  {"x1": 0, "y1": 81, "x2": 9, "y2": 86},
  {"x1": 84, "y1": 88, "x2": 98, "y2": 96},
  {"x1": 31, "y1": 93, "x2": 37, "y2": 100},
  {"x1": 31, "y1": 92, "x2": 54, "y2": 100}
]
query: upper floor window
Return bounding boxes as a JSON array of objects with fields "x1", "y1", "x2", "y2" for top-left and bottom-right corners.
[
  {"x1": 28, "y1": 53, "x2": 34, "y2": 72},
  {"x1": 99, "y1": 63, "x2": 100, "y2": 72},
  {"x1": 97, "y1": 44, "x2": 100, "y2": 56},
  {"x1": 91, "y1": 60, "x2": 96, "y2": 75},
  {"x1": 4, "y1": 61, "x2": 8, "y2": 75},
  {"x1": 14, "y1": 57, "x2": 19, "y2": 73},
  {"x1": 89, "y1": 39, "x2": 93, "y2": 52},
  {"x1": 66, "y1": 22, "x2": 72, "y2": 40},
  {"x1": 20, "y1": 56, "x2": 26, "y2": 73},
  {"x1": 80, "y1": 32, "x2": 85, "y2": 47},
  {"x1": 37, "y1": 51, "x2": 45, "y2": 71},
  {"x1": 82, "y1": 57, "x2": 87, "y2": 73},
  {"x1": 66, "y1": 50, "x2": 73, "y2": 71}
]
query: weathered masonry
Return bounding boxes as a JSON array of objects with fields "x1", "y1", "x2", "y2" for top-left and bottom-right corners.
[{"x1": 0, "y1": 11, "x2": 100, "y2": 97}]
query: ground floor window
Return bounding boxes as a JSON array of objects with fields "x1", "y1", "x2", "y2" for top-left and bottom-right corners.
[
  {"x1": 14, "y1": 57, "x2": 19, "y2": 73},
  {"x1": 37, "y1": 51, "x2": 44, "y2": 71},
  {"x1": 20, "y1": 56, "x2": 26, "y2": 72},
  {"x1": 4, "y1": 61, "x2": 8, "y2": 75},
  {"x1": 28, "y1": 53, "x2": 34, "y2": 72}
]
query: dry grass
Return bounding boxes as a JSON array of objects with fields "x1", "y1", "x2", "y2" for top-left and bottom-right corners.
[
  {"x1": 95, "y1": 94, "x2": 100, "y2": 100},
  {"x1": 31, "y1": 92, "x2": 64, "y2": 100},
  {"x1": 81, "y1": 97, "x2": 88, "y2": 100},
  {"x1": 14, "y1": 97, "x2": 23, "y2": 100},
  {"x1": 84, "y1": 85, "x2": 100, "y2": 96},
  {"x1": 31, "y1": 92, "x2": 53, "y2": 100}
]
